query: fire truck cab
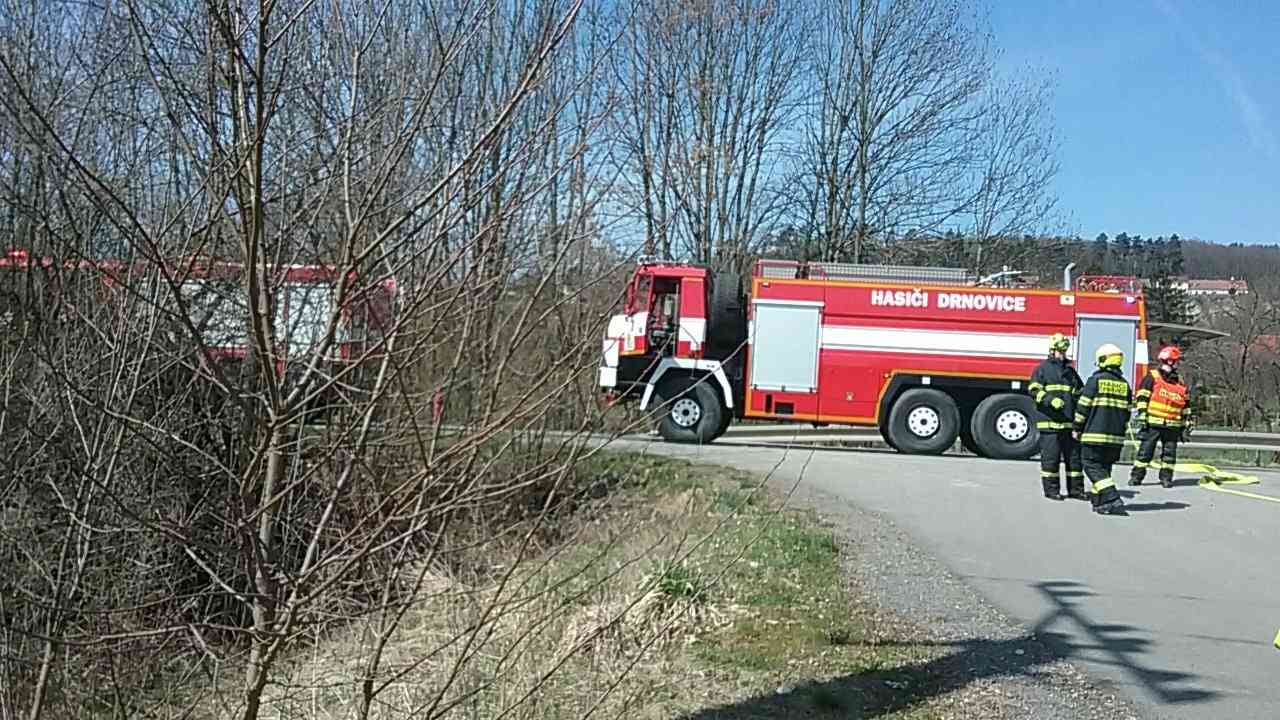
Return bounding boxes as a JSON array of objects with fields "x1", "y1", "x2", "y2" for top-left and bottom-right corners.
[{"x1": 600, "y1": 258, "x2": 1149, "y2": 460}]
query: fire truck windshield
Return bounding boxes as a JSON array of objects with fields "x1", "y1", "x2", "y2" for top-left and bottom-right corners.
[
  {"x1": 646, "y1": 289, "x2": 678, "y2": 354},
  {"x1": 625, "y1": 272, "x2": 651, "y2": 315}
]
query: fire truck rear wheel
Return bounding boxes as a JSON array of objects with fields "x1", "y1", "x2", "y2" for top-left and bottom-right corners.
[
  {"x1": 654, "y1": 376, "x2": 725, "y2": 444},
  {"x1": 885, "y1": 388, "x2": 960, "y2": 455},
  {"x1": 712, "y1": 404, "x2": 733, "y2": 439},
  {"x1": 970, "y1": 393, "x2": 1039, "y2": 460},
  {"x1": 707, "y1": 271, "x2": 746, "y2": 353}
]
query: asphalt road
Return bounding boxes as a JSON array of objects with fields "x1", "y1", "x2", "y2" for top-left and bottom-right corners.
[{"x1": 617, "y1": 437, "x2": 1280, "y2": 720}]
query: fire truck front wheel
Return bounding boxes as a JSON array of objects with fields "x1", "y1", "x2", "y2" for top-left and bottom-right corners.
[
  {"x1": 969, "y1": 393, "x2": 1039, "y2": 460},
  {"x1": 885, "y1": 388, "x2": 960, "y2": 455},
  {"x1": 653, "y1": 376, "x2": 725, "y2": 444}
]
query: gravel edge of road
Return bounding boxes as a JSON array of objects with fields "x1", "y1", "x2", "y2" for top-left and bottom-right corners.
[{"x1": 774, "y1": 473, "x2": 1155, "y2": 720}]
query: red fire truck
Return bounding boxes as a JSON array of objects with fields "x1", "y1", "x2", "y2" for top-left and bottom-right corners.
[
  {"x1": 1, "y1": 248, "x2": 397, "y2": 379},
  {"x1": 599, "y1": 258, "x2": 1149, "y2": 459}
]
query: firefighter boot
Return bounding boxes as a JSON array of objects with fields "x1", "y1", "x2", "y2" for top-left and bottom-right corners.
[
  {"x1": 1128, "y1": 464, "x2": 1146, "y2": 486},
  {"x1": 1041, "y1": 471, "x2": 1063, "y2": 501},
  {"x1": 1131, "y1": 425, "x2": 1160, "y2": 485},
  {"x1": 1066, "y1": 441, "x2": 1086, "y2": 500},
  {"x1": 1158, "y1": 430, "x2": 1180, "y2": 488},
  {"x1": 1066, "y1": 471, "x2": 1087, "y2": 501},
  {"x1": 1093, "y1": 495, "x2": 1126, "y2": 515},
  {"x1": 1090, "y1": 478, "x2": 1126, "y2": 515}
]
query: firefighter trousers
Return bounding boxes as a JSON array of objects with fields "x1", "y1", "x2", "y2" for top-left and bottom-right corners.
[
  {"x1": 1129, "y1": 426, "x2": 1180, "y2": 485},
  {"x1": 1039, "y1": 430, "x2": 1084, "y2": 496},
  {"x1": 1082, "y1": 444, "x2": 1124, "y2": 511}
]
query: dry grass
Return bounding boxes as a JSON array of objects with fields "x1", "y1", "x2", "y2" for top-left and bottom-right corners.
[{"x1": 151, "y1": 454, "x2": 943, "y2": 720}]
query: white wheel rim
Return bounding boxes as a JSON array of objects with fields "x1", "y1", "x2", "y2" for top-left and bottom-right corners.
[
  {"x1": 907, "y1": 406, "x2": 940, "y2": 438},
  {"x1": 670, "y1": 398, "x2": 701, "y2": 428},
  {"x1": 995, "y1": 409, "x2": 1029, "y2": 442}
]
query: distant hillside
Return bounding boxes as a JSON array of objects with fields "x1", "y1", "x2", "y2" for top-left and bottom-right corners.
[
  {"x1": 1180, "y1": 240, "x2": 1280, "y2": 281},
  {"x1": 1005, "y1": 235, "x2": 1279, "y2": 288},
  {"x1": 754, "y1": 230, "x2": 1280, "y2": 285}
]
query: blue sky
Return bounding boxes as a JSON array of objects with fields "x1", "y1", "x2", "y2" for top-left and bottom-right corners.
[{"x1": 989, "y1": 0, "x2": 1279, "y2": 245}]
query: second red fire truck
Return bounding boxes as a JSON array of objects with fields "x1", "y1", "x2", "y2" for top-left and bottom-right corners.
[
  {"x1": 600, "y1": 258, "x2": 1150, "y2": 459},
  {"x1": 1, "y1": 249, "x2": 397, "y2": 421}
]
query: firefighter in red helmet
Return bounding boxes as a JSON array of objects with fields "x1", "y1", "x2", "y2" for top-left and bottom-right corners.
[{"x1": 1129, "y1": 344, "x2": 1193, "y2": 488}]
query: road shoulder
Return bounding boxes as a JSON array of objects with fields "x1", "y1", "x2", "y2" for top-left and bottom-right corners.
[{"x1": 771, "y1": 467, "x2": 1150, "y2": 719}]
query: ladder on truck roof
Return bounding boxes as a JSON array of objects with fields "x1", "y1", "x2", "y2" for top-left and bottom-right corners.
[
  {"x1": 754, "y1": 259, "x2": 977, "y2": 286},
  {"x1": 1075, "y1": 275, "x2": 1143, "y2": 295}
]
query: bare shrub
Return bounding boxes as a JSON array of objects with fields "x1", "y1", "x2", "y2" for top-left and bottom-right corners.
[{"x1": 0, "y1": 1, "x2": 653, "y2": 717}]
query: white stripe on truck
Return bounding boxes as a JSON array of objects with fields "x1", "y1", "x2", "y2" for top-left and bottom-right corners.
[{"x1": 818, "y1": 325, "x2": 1070, "y2": 360}]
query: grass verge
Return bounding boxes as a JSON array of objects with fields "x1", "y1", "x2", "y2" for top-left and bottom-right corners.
[{"x1": 175, "y1": 452, "x2": 954, "y2": 719}]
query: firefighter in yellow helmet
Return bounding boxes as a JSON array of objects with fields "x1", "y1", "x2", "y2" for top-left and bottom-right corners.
[
  {"x1": 1072, "y1": 343, "x2": 1131, "y2": 515},
  {"x1": 1028, "y1": 333, "x2": 1086, "y2": 501}
]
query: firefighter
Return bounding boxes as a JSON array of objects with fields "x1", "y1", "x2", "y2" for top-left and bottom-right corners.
[
  {"x1": 1129, "y1": 345, "x2": 1194, "y2": 488},
  {"x1": 1028, "y1": 333, "x2": 1086, "y2": 501},
  {"x1": 1073, "y1": 343, "x2": 1131, "y2": 515}
]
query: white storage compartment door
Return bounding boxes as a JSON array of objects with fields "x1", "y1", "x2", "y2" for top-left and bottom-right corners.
[
  {"x1": 749, "y1": 299, "x2": 822, "y2": 393},
  {"x1": 1075, "y1": 315, "x2": 1140, "y2": 382}
]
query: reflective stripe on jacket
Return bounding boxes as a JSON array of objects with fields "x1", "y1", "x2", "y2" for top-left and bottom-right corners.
[
  {"x1": 1136, "y1": 369, "x2": 1190, "y2": 428},
  {"x1": 1074, "y1": 367, "x2": 1132, "y2": 446},
  {"x1": 1028, "y1": 357, "x2": 1083, "y2": 431}
]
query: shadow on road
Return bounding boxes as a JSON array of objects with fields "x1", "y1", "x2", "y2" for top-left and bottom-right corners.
[
  {"x1": 707, "y1": 440, "x2": 1022, "y2": 463},
  {"x1": 1114, "y1": 488, "x2": 1192, "y2": 511},
  {"x1": 1123, "y1": 500, "x2": 1191, "y2": 511},
  {"x1": 676, "y1": 580, "x2": 1217, "y2": 719},
  {"x1": 676, "y1": 634, "x2": 1060, "y2": 719},
  {"x1": 1031, "y1": 580, "x2": 1217, "y2": 704}
]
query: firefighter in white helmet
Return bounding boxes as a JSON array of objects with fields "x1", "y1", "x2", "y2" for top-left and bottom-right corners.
[
  {"x1": 1072, "y1": 343, "x2": 1131, "y2": 515},
  {"x1": 1028, "y1": 333, "x2": 1086, "y2": 501}
]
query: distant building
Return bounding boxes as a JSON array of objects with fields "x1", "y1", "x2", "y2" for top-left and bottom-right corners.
[
  {"x1": 1182, "y1": 278, "x2": 1249, "y2": 296},
  {"x1": 1253, "y1": 335, "x2": 1280, "y2": 353},
  {"x1": 1133, "y1": 277, "x2": 1249, "y2": 325},
  {"x1": 1139, "y1": 277, "x2": 1249, "y2": 296}
]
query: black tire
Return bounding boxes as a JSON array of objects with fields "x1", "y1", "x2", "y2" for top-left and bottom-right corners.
[
  {"x1": 970, "y1": 393, "x2": 1039, "y2": 460},
  {"x1": 711, "y1": 399, "x2": 734, "y2": 440},
  {"x1": 706, "y1": 271, "x2": 746, "y2": 355},
  {"x1": 653, "y1": 375, "x2": 726, "y2": 444},
  {"x1": 885, "y1": 388, "x2": 960, "y2": 455},
  {"x1": 878, "y1": 413, "x2": 902, "y2": 452}
]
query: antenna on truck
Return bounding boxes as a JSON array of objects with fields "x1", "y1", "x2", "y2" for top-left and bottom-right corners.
[{"x1": 975, "y1": 265, "x2": 1024, "y2": 288}]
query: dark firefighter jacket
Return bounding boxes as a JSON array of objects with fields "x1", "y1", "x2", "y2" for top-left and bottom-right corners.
[
  {"x1": 1028, "y1": 357, "x2": 1084, "y2": 431},
  {"x1": 1135, "y1": 369, "x2": 1193, "y2": 429},
  {"x1": 1073, "y1": 366, "x2": 1132, "y2": 446}
]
